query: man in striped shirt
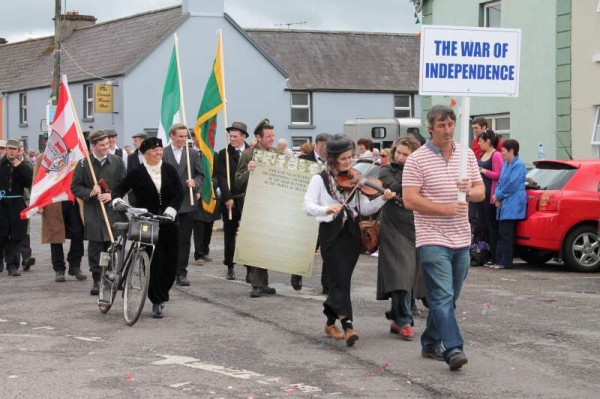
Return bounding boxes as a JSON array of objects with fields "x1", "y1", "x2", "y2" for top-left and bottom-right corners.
[{"x1": 403, "y1": 105, "x2": 484, "y2": 371}]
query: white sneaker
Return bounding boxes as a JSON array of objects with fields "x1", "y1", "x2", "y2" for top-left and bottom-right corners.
[{"x1": 371, "y1": 251, "x2": 379, "y2": 257}]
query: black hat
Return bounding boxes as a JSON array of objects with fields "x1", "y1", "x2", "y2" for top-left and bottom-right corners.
[
  {"x1": 105, "y1": 129, "x2": 118, "y2": 137},
  {"x1": 326, "y1": 134, "x2": 355, "y2": 155},
  {"x1": 88, "y1": 130, "x2": 108, "y2": 144},
  {"x1": 132, "y1": 132, "x2": 148, "y2": 139},
  {"x1": 139, "y1": 137, "x2": 163, "y2": 154},
  {"x1": 226, "y1": 122, "x2": 249, "y2": 138},
  {"x1": 254, "y1": 118, "x2": 272, "y2": 136}
]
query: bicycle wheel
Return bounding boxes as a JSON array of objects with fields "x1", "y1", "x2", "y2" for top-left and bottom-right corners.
[
  {"x1": 123, "y1": 249, "x2": 151, "y2": 326},
  {"x1": 98, "y1": 251, "x2": 119, "y2": 314}
]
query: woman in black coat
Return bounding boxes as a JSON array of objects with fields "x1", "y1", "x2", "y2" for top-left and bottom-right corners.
[
  {"x1": 112, "y1": 138, "x2": 184, "y2": 319},
  {"x1": 376, "y1": 136, "x2": 426, "y2": 340}
]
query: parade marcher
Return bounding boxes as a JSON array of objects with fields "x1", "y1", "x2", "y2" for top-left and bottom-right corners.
[
  {"x1": 193, "y1": 158, "x2": 220, "y2": 266},
  {"x1": 18, "y1": 142, "x2": 35, "y2": 271},
  {"x1": 33, "y1": 154, "x2": 86, "y2": 282},
  {"x1": 293, "y1": 132, "x2": 332, "y2": 293},
  {"x1": 491, "y1": 139, "x2": 527, "y2": 270},
  {"x1": 0, "y1": 139, "x2": 33, "y2": 277},
  {"x1": 71, "y1": 130, "x2": 128, "y2": 295},
  {"x1": 112, "y1": 137, "x2": 183, "y2": 318},
  {"x1": 235, "y1": 118, "x2": 281, "y2": 297},
  {"x1": 303, "y1": 134, "x2": 395, "y2": 346},
  {"x1": 126, "y1": 132, "x2": 148, "y2": 206},
  {"x1": 215, "y1": 121, "x2": 250, "y2": 281},
  {"x1": 376, "y1": 136, "x2": 426, "y2": 341},
  {"x1": 106, "y1": 130, "x2": 128, "y2": 166},
  {"x1": 162, "y1": 123, "x2": 204, "y2": 287},
  {"x1": 403, "y1": 105, "x2": 484, "y2": 370},
  {"x1": 0, "y1": 139, "x2": 7, "y2": 158}
]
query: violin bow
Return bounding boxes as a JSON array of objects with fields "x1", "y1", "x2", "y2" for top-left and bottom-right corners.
[{"x1": 336, "y1": 156, "x2": 382, "y2": 211}]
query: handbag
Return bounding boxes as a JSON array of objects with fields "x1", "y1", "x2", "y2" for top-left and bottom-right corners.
[
  {"x1": 127, "y1": 216, "x2": 159, "y2": 245},
  {"x1": 359, "y1": 218, "x2": 380, "y2": 252}
]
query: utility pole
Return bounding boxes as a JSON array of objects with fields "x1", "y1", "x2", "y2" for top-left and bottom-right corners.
[{"x1": 51, "y1": 0, "x2": 61, "y2": 105}]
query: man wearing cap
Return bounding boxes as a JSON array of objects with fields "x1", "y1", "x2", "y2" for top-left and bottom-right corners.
[
  {"x1": 215, "y1": 121, "x2": 250, "y2": 281},
  {"x1": 126, "y1": 132, "x2": 147, "y2": 206},
  {"x1": 106, "y1": 130, "x2": 128, "y2": 166},
  {"x1": 163, "y1": 123, "x2": 204, "y2": 287},
  {"x1": 17, "y1": 141, "x2": 36, "y2": 271},
  {"x1": 0, "y1": 139, "x2": 33, "y2": 277},
  {"x1": 0, "y1": 139, "x2": 7, "y2": 158},
  {"x1": 235, "y1": 118, "x2": 280, "y2": 298},
  {"x1": 292, "y1": 132, "x2": 333, "y2": 292},
  {"x1": 71, "y1": 130, "x2": 128, "y2": 295}
]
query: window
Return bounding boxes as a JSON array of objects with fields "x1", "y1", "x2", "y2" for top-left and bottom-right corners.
[
  {"x1": 290, "y1": 92, "x2": 311, "y2": 124},
  {"x1": 592, "y1": 106, "x2": 600, "y2": 145},
  {"x1": 19, "y1": 93, "x2": 27, "y2": 125},
  {"x1": 291, "y1": 136, "x2": 311, "y2": 151},
  {"x1": 475, "y1": 113, "x2": 510, "y2": 141},
  {"x1": 372, "y1": 127, "x2": 386, "y2": 139},
  {"x1": 84, "y1": 84, "x2": 94, "y2": 119},
  {"x1": 483, "y1": 1, "x2": 501, "y2": 28},
  {"x1": 394, "y1": 94, "x2": 412, "y2": 118}
]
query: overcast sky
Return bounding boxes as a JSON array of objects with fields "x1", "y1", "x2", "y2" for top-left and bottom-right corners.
[{"x1": 0, "y1": 0, "x2": 420, "y2": 43}]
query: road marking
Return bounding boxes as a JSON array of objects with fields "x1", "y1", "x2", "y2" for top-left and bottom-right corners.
[
  {"x1": 169, "y1": 381, "x2": 191, "y2": 388},
  {"x1": 32, "y1": 326, "x2": 55, "y2": 330},
  {"x1": 74, "y1": 336, "x2": 103, "y2": 342},
  {"x1": 0, "y1": 319, "x2": 8, "y2": 322}
]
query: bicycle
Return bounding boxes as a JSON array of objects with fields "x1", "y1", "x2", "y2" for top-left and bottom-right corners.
[{"x1": 97, "y1": 206, "x2": 171, "y2": 326}]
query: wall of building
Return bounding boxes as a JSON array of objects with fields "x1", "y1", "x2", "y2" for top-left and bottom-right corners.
[
  {"x1": 423, "y1": 0, "x2": 558, "y2": 164},
  {"x1": 571, "y1": 0, "x2": 600, "y2": 158}
]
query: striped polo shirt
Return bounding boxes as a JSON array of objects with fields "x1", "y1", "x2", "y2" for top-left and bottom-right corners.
[{"x1": 402, "y1": 140, "x2": 482, "y2": 249}]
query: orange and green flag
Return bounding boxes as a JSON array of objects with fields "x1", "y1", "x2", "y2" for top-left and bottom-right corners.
[{"x1": 194, "y1": 36, "x2": 224, "y2": 213}]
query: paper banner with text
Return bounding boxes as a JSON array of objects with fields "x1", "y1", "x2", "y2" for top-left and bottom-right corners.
[{"x1": 234, "y1": 151, "x2": 324, "y2": 277}]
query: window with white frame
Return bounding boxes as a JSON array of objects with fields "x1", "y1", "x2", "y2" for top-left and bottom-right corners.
[
  {"x1": 483, "y1": 1, "x2": 501, "y2": 28},
  {"x1": 394, "y1": 94, "x2": 412, "y2": 118},
  {"x1": 476, "y1": 113, "x2": 510, "y2": 140},
  {"x1": 84, "y1": 84, "x2": 94, "y2": 119},
  {"x1": 290, "y1": 92, "x2": 311, "y2": 125},
  {"x1": 291, "y1": 136, "x2": 312, "y2": 151},
  {"x1": 592, "y1": 106, "x2": 600, "y2": 146},
  {"x1": 19, "y1": 93, "x2": 27, "y2": 125}
]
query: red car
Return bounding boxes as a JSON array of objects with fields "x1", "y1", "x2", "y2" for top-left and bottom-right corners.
[{"x1": 515, "y1": 159, "x2": 600, "y2": 272}]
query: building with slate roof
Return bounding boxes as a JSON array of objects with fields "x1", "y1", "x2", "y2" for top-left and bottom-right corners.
[{"x1": 0, "y1": 0, "x2": 420, "y2": 152}]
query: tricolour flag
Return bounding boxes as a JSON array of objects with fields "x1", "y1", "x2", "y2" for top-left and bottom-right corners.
[
  {"x1": 193, "y1": 36, "x2": 225, "y2": 213},
  {"x1": 21, "y1": 75, "x2": 86, "y2": 219},
  {"x1": 157, "y1": 46, "x2": 182, "y2": 144}
]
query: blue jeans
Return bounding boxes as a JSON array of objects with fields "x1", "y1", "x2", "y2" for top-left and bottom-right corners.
[{"x1": 419, "y1": 246, "x2": 470, "y2": 358}]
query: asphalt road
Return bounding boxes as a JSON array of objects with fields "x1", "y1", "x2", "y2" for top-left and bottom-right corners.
[{"x1": 1, "y1": 215, "x2": 600, "y2": 398}]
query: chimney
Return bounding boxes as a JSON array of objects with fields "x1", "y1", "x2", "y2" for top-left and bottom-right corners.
[
  {"x1": 54, "y1": 11, "x2": 97, "y2": 40},
  {"x1": 0, "y1": 38, "x2": 7, "y2": 45},
  {"x1": 182, "y1": 0, "x2": 224, "y2": 16}
]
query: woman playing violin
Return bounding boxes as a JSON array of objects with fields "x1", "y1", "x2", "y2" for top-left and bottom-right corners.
[
  {"x1": 376, "y1": 136, "x2": 427, "y2": 341},
  {"x1": 303, "y1": 134, "x2": 395, "y2": 346}
]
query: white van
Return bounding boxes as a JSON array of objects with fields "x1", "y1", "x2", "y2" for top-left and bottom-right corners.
[{"x1": 343, "y1": 117, "x2": 425, "y2": 150}]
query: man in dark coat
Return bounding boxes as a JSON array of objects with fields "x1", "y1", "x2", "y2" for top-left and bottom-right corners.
[
  {"x1": 294, "y1": 132, "x2": 332, "y2": 292},
  {"x1": 214, "y1": 121, "x2": 250, "y2": 281},
  {"x1": 0, "y1": 139, "x2": 33, "y2": 276},
  {"x1": 126, "y1": 132, "x2": 147, "y2": 206},
  {"x1": 162, "y1": 123, "x2": 204, "y2": 286},
  {"x1": 71, "y1": 130, "x2": 128, "y2": 295}
]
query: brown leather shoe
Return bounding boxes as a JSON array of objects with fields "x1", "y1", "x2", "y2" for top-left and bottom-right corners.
[
  {"x1": 324, "y1": 324, "x2": 344, "y2": 340},
  {"x1": 344, "y1": 329, "x2": 359, "y2": 347}
]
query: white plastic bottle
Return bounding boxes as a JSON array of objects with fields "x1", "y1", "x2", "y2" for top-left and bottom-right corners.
[{"x1": 537, "y1": 143, "x2": 546, "y2": 160}]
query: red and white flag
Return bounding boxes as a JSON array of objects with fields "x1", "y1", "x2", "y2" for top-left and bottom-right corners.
[{"x1": 21, "y1": 75, "x2": 86, "y2": 219}]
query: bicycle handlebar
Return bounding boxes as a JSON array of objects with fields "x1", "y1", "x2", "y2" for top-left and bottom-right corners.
[{"x1": 116, "y1": 203, "x2": 174, "y2": 223}]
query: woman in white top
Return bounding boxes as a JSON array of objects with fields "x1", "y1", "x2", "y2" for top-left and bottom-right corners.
[{"x1": 303, "y1": 134, "x2": 395, "y2": 346}]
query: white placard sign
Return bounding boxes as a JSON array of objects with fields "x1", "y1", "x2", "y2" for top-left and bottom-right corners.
[{"x1": 419, "y1": 25, "x2": 521, "y2": 97}]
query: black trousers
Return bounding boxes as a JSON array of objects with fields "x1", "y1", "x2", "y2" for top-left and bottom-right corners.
[
  {"x1": 222, "y1": 214, "x2": 241, "y2": 267},
  {"x1": 51, "y1": 201, "x2": 85, "y2": 272},
  {"x1": 496, "y1": 220, "x2": 516, "y2": 268},
  {"x1": 88, "y1": 240, "x2": 110, "y2": 277},
  {"x1": 482, "y1": 202, "x2": 499, "y2": 262},
  {"x1": 148, "y1": 223, "x2": 179, "y2": 304},
  {"x1": 0, "y1": 236, "x2": 22, "y2": 272},
  {"x1": 176, "y1": 212, "x2": 195, "y2": 277},
  {"x1": 20, "y1": 232, "x2": 32, "y2": 264},
  {"x1": 193, "y1": 220, "x2": 214, "y2": 260},
  {"x1": 251, "y1": 267, "x2": 269, "y2": 288}
]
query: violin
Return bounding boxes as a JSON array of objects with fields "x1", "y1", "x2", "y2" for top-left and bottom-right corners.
[{"x1": 336, "y1": 168, "x2": 402, "y2": 202}]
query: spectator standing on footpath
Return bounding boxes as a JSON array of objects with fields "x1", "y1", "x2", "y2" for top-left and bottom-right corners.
[
  {"x1": 0, "y1": 139, "x2": 33, "y2": 277},
  {"x1": 403, "y1": 105, "x2": 484, "y2": 371}
]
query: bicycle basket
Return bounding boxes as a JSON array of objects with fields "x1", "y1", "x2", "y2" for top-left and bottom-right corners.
[{"x1": 127, "y1": 216, "x2": 159, "y2": 245}]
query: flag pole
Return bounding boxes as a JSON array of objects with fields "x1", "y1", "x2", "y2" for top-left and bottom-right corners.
[
  {"x1": 174, "y1": 33, "x2": 194, "y2": 206},
  {"x1": 218, "y1": 29, "x2": 233, "y2": 221},
  {"x1": 64, "y1": 76, "x2": 114, "y2": 243}
]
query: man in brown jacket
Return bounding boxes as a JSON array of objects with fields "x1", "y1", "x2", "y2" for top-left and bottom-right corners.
[{"x1": 33, "y1": 154, "x2": 87, "y2": 282}]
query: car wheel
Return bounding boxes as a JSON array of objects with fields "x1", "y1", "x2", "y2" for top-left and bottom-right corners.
[
  {"x1": 562, "y1": 225, "x2": 600, "y2": 272},
  {"x1": 517, "y1": 247, "x2": 554, "y2": 265}
]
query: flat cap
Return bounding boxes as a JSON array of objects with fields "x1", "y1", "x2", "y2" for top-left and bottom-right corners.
[
  {"x1": 0, "y1": 139, "x2": 6, "y2": 147},
  {"x1": 6, "y1": 139, "x2": 21, "y2": 149},
  {"x1": 315, "y1": 133, "x2": 333, "y2": 142},
  {"x1": 105, "y1": 129, "x2": 118, "y2": 137},
  {"x1": 326, "y1": 134, "x2": 355, "y2": 155},
  {"x1": 132, "y1": 132, "x2": 148, "y2": 139},
  {"x1": 88, "y1": 130, "x2": 108, "y2": 144}
]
